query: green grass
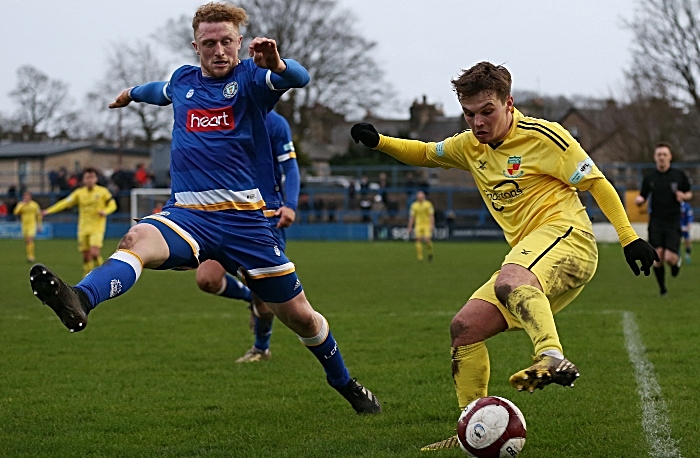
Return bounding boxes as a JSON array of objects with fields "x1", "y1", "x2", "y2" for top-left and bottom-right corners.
[{"x1": 0, "y1": 239, "x2": 698, "y2": 457}]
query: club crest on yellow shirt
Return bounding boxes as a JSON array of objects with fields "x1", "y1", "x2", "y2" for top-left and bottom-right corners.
[{"x1": 503, "y1": 156, "x2": 524, "y2": 178}]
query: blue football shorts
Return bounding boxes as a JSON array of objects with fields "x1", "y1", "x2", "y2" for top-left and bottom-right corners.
[
  {"x1": 267, "y1": 215, "x2": 287, "y2": 252},
  {"x1": 139, "y1": 206, "x2": 301, "y2": 303}
]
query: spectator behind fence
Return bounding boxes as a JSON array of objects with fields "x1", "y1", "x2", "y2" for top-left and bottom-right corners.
[
  {"x1": 6, "y1": 185, "x2": 18, "y2": 221},
  {"x1": 48, "y1": 169, "x2": 59, "y2": 192},
  {"x1": 404, "y1": 171, "x2": 417, "y2": 203},
  {"x1": 111, "y1": 168, "x2": 136, "y2": 192},
  {"x1": 134, "y1": 164, "x2": 150, "y2": 187},
  {"x1": 327, "y1": 199, "x2": 338, "y2": 222},
  {"x1": 298, "y1": 193, "x2": 309, "y2": 224},
  {"x1": 313, "y1": 197, "x2": 325, "y2": 222}
]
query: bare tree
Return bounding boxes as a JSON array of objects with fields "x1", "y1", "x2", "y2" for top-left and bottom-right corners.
[
  {"x1": 8, "y1": 65, "x2": 75, "y2": 136},
  {"x1": 89, "y1": 40, "x2": 173, "y2": 149},
  {"x1": 625, "y1": 0, "x2": 700, "y2": 112},
  {"x1": 153, "y1": 15, "x2": 199, "y2": 64},
  {"x1": 154, "y1": 0, "x2": 392, "y2": 138}
]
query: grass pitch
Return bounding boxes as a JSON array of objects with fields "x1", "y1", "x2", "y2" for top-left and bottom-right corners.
[{"x1": 0, "y1": 239, "x2": 698, "y2": 457}]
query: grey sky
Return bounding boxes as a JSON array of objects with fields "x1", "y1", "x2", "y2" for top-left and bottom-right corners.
[{"x1": 1, "y1": 0, "x2": 638, "y2": 120}]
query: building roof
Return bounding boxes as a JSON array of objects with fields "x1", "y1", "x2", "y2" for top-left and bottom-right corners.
[{"x1": 0, "y1": 141, "x2": 149, "y2": 159}]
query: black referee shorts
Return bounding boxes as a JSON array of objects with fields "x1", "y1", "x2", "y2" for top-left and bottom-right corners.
[{"x1": 648, "y1": 218, "x2": 681, "y2": 254}]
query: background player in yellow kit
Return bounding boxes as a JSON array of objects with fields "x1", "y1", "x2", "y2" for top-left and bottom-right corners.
[
  {"x1": 407, "y1": 190, "x2": 435, "y2": 261},
  {"x1": 42, "y1": 168, "x2": 117, "y2": 276},
  {"x1": 351, "y1": 61, "x2": 657, "y2": 450},
  {"x1": 13, "y1": 191, "x2": 42, "y2": 262}
]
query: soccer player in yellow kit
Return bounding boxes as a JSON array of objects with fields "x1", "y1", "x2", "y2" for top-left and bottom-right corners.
[
  {"x1": 408, "y1": 190, "x2": 435, "y2": 261},
  {"x1": 42, "y1": 168, "x2": 117, "y2": 277},
  {"x1": 14, "y1": 191, "x2": 42, "y2": 262},
  {"x1": 351, "y1": 61, "x2": 658, "y2": 450}
]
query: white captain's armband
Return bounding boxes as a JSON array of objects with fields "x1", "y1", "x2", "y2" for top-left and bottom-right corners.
[
  {"x1": 436, "y1": 141, "x2": 446, "y2": 157},
  {"x1": 568, "y1": 157, "x2": 595, "y2": 184}
]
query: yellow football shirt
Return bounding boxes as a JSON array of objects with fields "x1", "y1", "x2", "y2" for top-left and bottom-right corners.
[
  {"x1": 13, "y1": 200, "x2": 42, "y2": 231},
  {"x1": 377, "y1": 108, "x2": 604, "y2": 247},
  {"x1": 45, "y1": 185, "x2": 117, "y2": 234},
  {"x1": 410, "y1": 200, "x2": 434, "y2": 227}
]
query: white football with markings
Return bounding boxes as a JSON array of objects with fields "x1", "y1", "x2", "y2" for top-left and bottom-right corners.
[{"x1": 457, "y1": 396, "x2": 526, "y2": 457}]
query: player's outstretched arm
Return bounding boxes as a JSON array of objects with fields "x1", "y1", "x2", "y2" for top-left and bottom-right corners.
[
  {"x1": 109, "y1": 82, "x2": 171, "y2": 109},
  {"x1": 351, "y1": 123, "x2": 436, "y2": 168},
  {"x1": 623, "y1": 239, "x2": 659, "y2": 276},
  {"x1": 249, "y1": 37, "x2": 285, "y2": 72},
  {"x1": 351, "y1": 123, "x2": 380, "y2": 148},
  {"x1": 588, "y1": 179, "x2": 658, "y2": 275},
  {"x1": 109, "y1": 88, "x2": 134, "y2": 109}
]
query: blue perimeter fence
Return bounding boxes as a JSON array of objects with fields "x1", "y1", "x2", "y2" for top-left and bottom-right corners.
[{"x1": 1, "y1": 163, "x2": 699, "y2": 241}]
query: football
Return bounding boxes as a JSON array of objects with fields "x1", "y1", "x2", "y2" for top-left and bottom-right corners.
[{"x1": 456, "y1": 396, "x2": 527, "y2": 457}]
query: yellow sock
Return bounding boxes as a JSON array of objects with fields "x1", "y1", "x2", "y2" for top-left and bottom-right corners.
[
  {"x1": 83, "y1": 260, "x2": 94, "y2": 277},
  {"x1": 451, "y1": 342, "x2": 490, "y2": 410},
  {"x1": 505, "y1": 285, "x2": 562, "y2": 356},
  {"x1": 425, "y1": 240, "x2": 433, "y2": 256},
  {"x1": 26, "y1": 241, "x2": 35, "y2": 261},
  {"x1": 415, "y1": 241, "x2": 423, "y2": 260},
  {"x1": 95, "y1": 255, "x2": 104, "y2": 266}
]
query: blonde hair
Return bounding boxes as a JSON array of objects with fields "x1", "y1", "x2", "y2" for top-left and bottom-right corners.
[{"x1": 192, "y1": 2, "x2": 248, "y2": 36}]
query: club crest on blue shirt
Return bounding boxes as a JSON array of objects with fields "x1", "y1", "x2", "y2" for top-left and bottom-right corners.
[
  {"x1": 186, "y1": 89, "x2": 194, "y2": 99},
  {"x1": 223, "y1": 81, "x2": 238, "y2": 98},
  {"x1": 503, "y1": 156, "x2": 524, "y2": 178}
]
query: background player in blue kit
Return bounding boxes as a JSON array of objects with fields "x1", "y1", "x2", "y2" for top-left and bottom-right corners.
[
  {"x1": 196, "y1": 109, "x2": 300, "y2": 363},
  {"x1": 681, "y1": 200, "x2": 693, "y2": 263},
  {"x1": 29, "y1": 2, "x2": 380, "y2": 415}
]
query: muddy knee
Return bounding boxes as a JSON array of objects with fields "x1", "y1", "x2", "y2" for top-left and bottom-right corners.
[
  {"x1": 117, "y1": 231, "x2": 138, "y2": 250},
  {"x1": 450, "y1": 314, "x2": 469, "y2": 344},
  {"x1": 494, "y1": 281, "x2": 514, "y2": 305},
  {"x1": 196, "y1": 273, "x2": 221, "y2": 294}
]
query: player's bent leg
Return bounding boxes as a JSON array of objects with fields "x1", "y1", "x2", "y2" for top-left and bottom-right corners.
[
  {"x1": 415, "y1": 239, "x2": 423, "y2": 260},
  {"x1": 450, "y1": 299, "x2": 507, "y2": 409},
  {"x1": 425, "y1": 238, "x2": 434, "y2": 262},
  {"x1": 236, "y1": 297, "x2": 275, "y2": 362},
  {"x1": 196, "y1": 260, "x2": 227, "y2": 293},
  {"x1": 81, "y1": 250, "x2": 93, "y2": 277},
  {"x1": 667, "y1": 250, "x2": 681, "y2": 277},
  {"x1": 30, "y1": 224, "x2": 170, "y2": 332},
  {"x1": 494, "y1": 264, "x2": 579, "y2": 392},
  {"x1": 509, "y1": 353, "x2": 579, "y2": 393},
  {"x1": 267, "y1": 291, "x2": 381, "y2": 414},
  {"x1": 30, "y1": 264, "x2": 92, "y2": 332}
]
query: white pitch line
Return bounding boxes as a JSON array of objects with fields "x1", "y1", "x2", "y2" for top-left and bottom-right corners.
[{"x1": 622, "y1": 311, "x2": 682, "y2": 458}]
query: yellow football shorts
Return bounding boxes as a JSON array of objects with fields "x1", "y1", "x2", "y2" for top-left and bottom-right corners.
[
  {"x1": 414, "y1": 224, "x2": 432, "y2": 239},
  {"x1": 78, "y1": 231, "x2": 105, "y2": 252},
  {"x1": 470, "y1": 224, "x2": 598, "y2": 330},
  {"x1": 22, "y1": 226, "x2": 37, "y2": 239}
]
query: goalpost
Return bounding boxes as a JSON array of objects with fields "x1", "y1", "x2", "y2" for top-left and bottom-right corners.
[{"x1": 129, "y1": 188, "x2": 172, "y2": 225}]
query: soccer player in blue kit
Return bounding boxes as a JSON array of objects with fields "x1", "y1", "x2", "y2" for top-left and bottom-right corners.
[
  {"x1": 29, "y1": 2, "x2": 380, "y2": 415},
  {"x1": 196, "y1": 109, "x2": 300, "y2": 363}
]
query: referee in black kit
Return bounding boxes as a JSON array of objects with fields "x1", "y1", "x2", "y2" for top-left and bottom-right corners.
[{"x1": 635, "y1": 143, "x2": 693, "y2": 296}]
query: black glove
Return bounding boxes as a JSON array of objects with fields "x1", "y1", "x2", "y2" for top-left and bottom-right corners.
[
  {"x1": 350, "y1": 123, "x2": 380, "y2": 148},
  {"x1": 623, "y1": 238, "x2": 659, "y2": 276}
]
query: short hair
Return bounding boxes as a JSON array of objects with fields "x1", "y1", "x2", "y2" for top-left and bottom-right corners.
[
  {"x1": 655, "y1": 142, "x2": 672, "y2": 153},
  {"x1": 192, "y1": 2, "x2": 248, "y2": 36},
  {"x1": 451, "y1": 61, "x2": 512, "y2": 103},
  {"x1": 82, "y1": 167, "x2": 98, "y2": 177}
]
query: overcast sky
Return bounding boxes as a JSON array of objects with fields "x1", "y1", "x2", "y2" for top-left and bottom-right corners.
[{"x1": 1, "y1": 0, "x2": 638, "y2": 119}]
